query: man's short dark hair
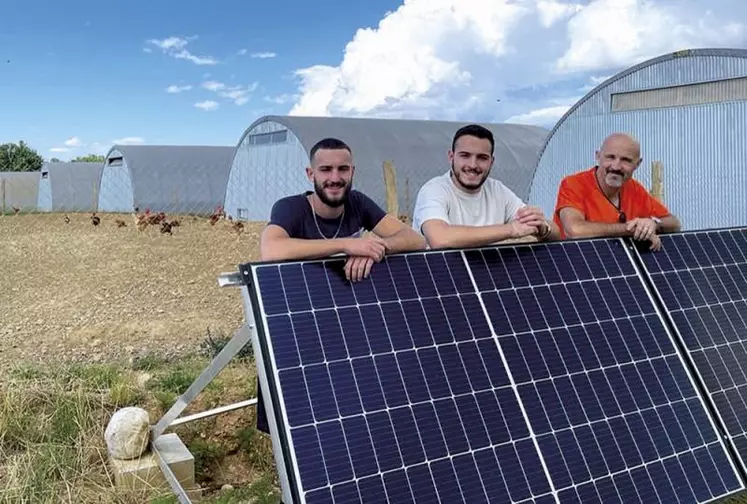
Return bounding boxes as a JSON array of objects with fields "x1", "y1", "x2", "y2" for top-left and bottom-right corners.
[
  {"x1": 309, "y1": 137, "x2": 352, "y2": 163},
  {"x1": 452, "y1": 124, "x2": 494, "y2": 155}
]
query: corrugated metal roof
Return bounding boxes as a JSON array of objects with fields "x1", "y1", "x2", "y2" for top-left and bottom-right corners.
[
  {"x1": 240, "y1": 115, "x2": 549, "y2": 204},
  {"x1": 40, "y1": 161, "x2": 103, "y2": 212},
  {"x1": 0, "y1": 171, "x2": 40, "y2": 211},
  {"x1": 102, "y1": 145, "x2": 236, "y2": 214}
]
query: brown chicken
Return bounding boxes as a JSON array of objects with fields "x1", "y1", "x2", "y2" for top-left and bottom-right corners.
[{"x1": 115, "y1": 219, "x2": 127, "y2": 228}]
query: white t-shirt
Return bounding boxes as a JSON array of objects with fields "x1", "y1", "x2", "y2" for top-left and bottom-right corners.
[{"x1": 412, "y1": 171, "x2": 526, "y2": 234}]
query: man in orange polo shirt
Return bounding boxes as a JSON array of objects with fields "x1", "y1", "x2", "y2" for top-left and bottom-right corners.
[{"x1": 553, "y1": 132, "x2": 681, "y2": 250}]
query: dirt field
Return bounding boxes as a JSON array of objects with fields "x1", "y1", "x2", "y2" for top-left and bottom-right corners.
[{"x1": 0, "y1": 212, "x2": 265, "y2": 369}]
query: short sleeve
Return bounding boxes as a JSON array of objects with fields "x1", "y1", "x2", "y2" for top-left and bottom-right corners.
[
  {"x1": 412, "y1": 180, "x2": 451, "y2": 233},
  {"x1": 649, "y1": 197, "x2": 671, "y2": 218},
  {"x1": 634, "y1": 183, "x2": 671, "y2": 219},
  {"x1": 502, "y1": 185, "x2": 527, "y2": 222},
  {"x1": 355, "y1": 192, "x2": 387, "y2": 230},
  {"x1": 268, "y1": 197, "x2": 302, "y2": 236},
  {"x1": 554, "y1": 176, "x2": 586, "y2": 218}
]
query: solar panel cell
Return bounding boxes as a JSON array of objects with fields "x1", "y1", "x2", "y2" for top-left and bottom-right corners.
[{"x1": 247, "y1": 236, "x2": 744, "y2": 503}]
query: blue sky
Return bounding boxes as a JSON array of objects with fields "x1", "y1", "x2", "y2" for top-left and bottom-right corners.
[{"x1": 1, "y1": 0, "x2": 745, "y2": 160}]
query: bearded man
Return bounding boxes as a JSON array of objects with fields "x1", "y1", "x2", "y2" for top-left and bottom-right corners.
[
  {"x1": 553, "y1": 132, "x2": 681, "y2": 251},
  {"x1": 412, "y1": 124, "x2": 559, "y2": 249},
  {"x1": 256, "y1": 136, "x2": 425, "y2": 436},
  {"x1": 260, "y1": 137, "x2": 425, "y2": 281}
]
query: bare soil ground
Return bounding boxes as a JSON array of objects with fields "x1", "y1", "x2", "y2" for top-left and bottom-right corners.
[{"x1": 0, "y1": 212, "x2": 265, "y2": 369}]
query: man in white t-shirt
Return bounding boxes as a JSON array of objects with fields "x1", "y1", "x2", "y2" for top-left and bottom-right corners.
[{"x1": 412, "y1": 123, "x2": 560, "y2": 249}]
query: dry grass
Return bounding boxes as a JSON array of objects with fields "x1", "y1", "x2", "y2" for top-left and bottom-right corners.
[
  {"x1": 0, "y1": 211, "x2": 277, "y2": 502},
  {"x1": 0, "y1": 353, "x2": 278, "y2": 503},
  {"x1": 0, "y1": 212, "x2": 264, "y2": 368}
]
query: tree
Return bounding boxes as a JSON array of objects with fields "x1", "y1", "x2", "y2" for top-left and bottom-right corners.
[
  {"x1": 71, "y1": 154, "x2": 105, "y2": 163},
  {"x1": 50, "y1": 157, "x2": 61, "y2": 163},
  {"x1": 0, "y1": 141, "x2": 44, "y2": 172}
]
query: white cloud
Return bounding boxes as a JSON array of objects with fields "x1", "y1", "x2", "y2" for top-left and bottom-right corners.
[
  {"x1": 288, "y1": 0, "x2": 747, "y2": 122},
  {"x1": 202, "y1": 80, "x2": 225, "y2": 92},
  {"x1": 194, "y1": 100, "x2": 219, "y2": 111},
  {"x1": 505, "y1": 104, "x2": 574, "y2": 126},
  {"x1": 166, "y1": 84, "x2": 192, "y2": 93},
  {"x1": 237, "y1": 49, "x2": 248, "y2": 56},
  {"x1": 251, "y1": 51, "x2": 276, "y2": 59},
  {"x1": 265, "y1": 93, "x2": 297, "y2": 104},
  {"x1": 64, "y1": 136, "x2": 81, "y2": 147},
  {"x1": 201, "y1": 80, "x2": 258, "y2": 105},
  {"x1": 289, "y1": 0, "x2": 530, "y2": 117},
  {"x1": 49, "y1": 147, "x2": 71, "y2": 153},
  {"x1": 536, "y1": 0, "x2": 583, "y2": 28},
  {"x1": 112, "y1": 137, "x2": 145, "y2": 145},
  {"x1": 556, "y1": 0, "x2": 745, "y2": 72},
  {"x1": 146, "y1": 36, "x2": 218, "y2": 66}
]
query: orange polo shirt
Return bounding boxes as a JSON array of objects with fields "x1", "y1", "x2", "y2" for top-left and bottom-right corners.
[{"x1": 553, "y1": 166, "x2": 671, "y2": 239}]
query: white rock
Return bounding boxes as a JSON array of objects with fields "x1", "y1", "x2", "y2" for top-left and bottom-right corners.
[{"x1": 104, "y1": 407, "x2": 151, "y2": 460}]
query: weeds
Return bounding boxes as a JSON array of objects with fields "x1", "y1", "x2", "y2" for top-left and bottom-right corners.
[
  {"x1": 200, "y1": 327, "x2": 254, "y2": 362},
  {"x1": 0, "y1": 354, "x2": 277, "y2": 503}
]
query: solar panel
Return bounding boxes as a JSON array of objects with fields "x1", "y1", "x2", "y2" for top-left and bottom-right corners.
[
  {"x1": 635, "y1": 227, "x2": 747, "y2": 474},
  {"x1": 242, "y1": 237, "x2": 744, "y2": 504}
]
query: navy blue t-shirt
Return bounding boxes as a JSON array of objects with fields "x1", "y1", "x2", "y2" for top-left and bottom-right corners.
[
  {"x1": 256, "y1": 189, "x2": 387, "y2": 435},
  {"x1": 269, "y1": 190, "x2": 387, "y2": 239}
]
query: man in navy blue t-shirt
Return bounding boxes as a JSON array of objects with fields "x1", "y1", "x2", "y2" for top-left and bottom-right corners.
[
  {"x1": 260, "y1": 137, "x2": 425, "y2": 281},
  {"x1": 254, "y1": 137, "x2": 426, "y2": 433}
]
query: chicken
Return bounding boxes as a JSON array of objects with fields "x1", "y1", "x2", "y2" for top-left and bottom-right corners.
[
  {"x1": 160, "y1": 221, "x2": 173, "y2": 235},
  {"x1": 63, "y1": 214, "x2": 70, "y2": 224},
  {"x1": 115, "y1": 219, "x2": 127, "y2": 228},
  {"x1": 232, "y1": 220, "x2": 244, "y2": 235},
  {"x1": 208, "y1": 205, "x2": 225, "y2": 226},
  {"x1": 91, "y1": 212, "x2": 100, "y2": 226},
  {"x1": 11, "y1": 206, "x2": 20, "y2": 215}
]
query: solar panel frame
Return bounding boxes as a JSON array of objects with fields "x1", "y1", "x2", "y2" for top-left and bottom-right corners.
[
  {"x1": 239, "y1": 235, "x2": 746, "y2": 504},
  {"x1": 631, "y1": 226, "x2": 747, "y2": 478}
]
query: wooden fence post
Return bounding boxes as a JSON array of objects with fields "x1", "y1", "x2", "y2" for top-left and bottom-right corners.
[
  {"x1": 1, "y1": 178, "x2": 5, "y2": 214},
  {"x1": 382, "y1": 160, "x2": 399, "y2": 217},
  {"x1": 650, "y1": 161, "x2": 664, "y2": 202}
]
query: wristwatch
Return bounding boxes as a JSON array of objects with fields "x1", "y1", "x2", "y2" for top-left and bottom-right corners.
[{"x1": 650, "y1": 216, "x2": 661, "y2": 230}]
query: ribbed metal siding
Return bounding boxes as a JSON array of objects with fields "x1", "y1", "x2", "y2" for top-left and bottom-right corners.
[
  {"x1": 98, "y1": 150, "x2": 135, "y2": 212},
  {"x1": 223, "y1": 120, "x2": 310, "y2": 221},
  {"x1": 529, "y1": 54, "x2": 747, "y2": 231}
]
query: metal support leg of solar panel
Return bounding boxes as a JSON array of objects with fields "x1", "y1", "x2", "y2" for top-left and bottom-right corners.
[{"x1": 148, "y1": 272, "x2": 268, "y2": 504}]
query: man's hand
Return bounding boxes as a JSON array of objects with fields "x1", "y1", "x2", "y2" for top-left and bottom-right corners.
[
  {"x1": 648, "y1": 233, "x2": 662, "y2": 251},
  {"x1": 509, "y1": 220, "x2": 539, "y2": 239},
  {"x1": 342, "y1": 235, "x2": 386, "y2": 261},
  {"x1": 626, "y1": 217, "x2": 658, "y2": 242},
  {"x1": 345, "y1": 256, "x2": 375, "y2": 282},
  {"x1": 515, "y1": 206, "x2": 547, "y2": 229}
]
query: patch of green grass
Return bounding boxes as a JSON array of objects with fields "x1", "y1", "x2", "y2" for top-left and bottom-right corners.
[{"x1": 1, "y1": 356, "x2": 278, "y2": 503}]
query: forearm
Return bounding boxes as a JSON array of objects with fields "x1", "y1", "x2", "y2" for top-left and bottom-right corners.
[
  {"x1": 260, "y1": 237, "x2": 347, "y2": 261},
  {"x1": 382, "y1": 229, "x2": 426, "y2": 253},
  {"x1": 565, "y1": 221, "x2": 630, "y2": 239},
  {"x1": 428, "y1": 224, "x2": 515, "y2": 249}
]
